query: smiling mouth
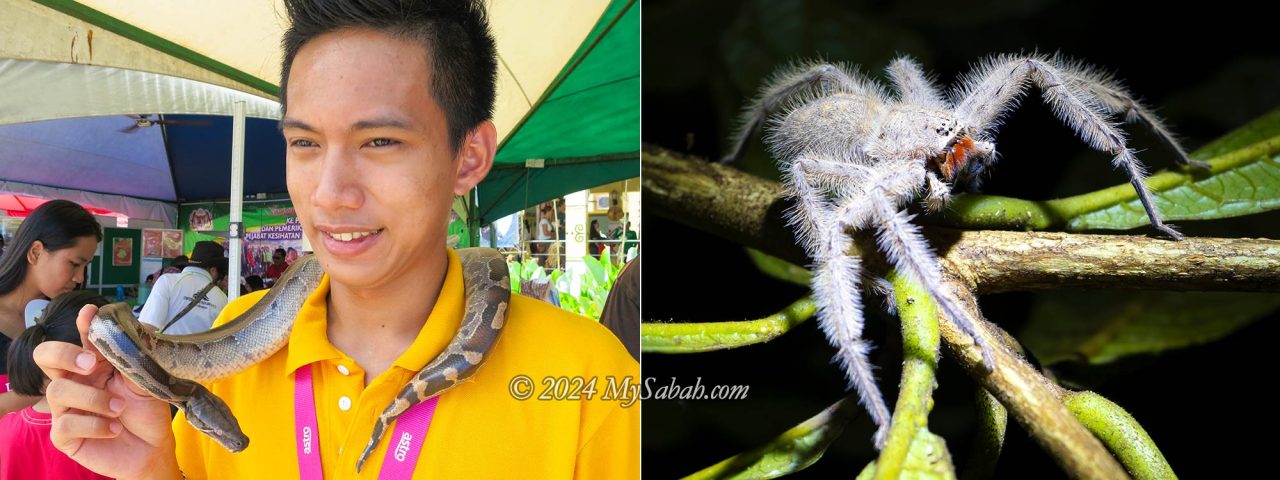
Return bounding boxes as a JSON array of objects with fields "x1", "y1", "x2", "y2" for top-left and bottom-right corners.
[{"x1": 319, "y1": 228, "x2": 385, "y2": 242}]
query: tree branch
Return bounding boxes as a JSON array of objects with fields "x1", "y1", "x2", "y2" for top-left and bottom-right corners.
[
  {"x1": 642, "y1": 144, "x2": 1247, "y2": 478},
  {"x1": 936, "y1": 274, "x2": 1129, "y2": 479},
  {"x1": 643, "y1": 144, "x2": 1280, "y2": 293}
]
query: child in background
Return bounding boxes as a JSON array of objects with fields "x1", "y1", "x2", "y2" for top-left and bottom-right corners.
[{"x1": 0, "y1": 290, "x2": 110, "y2": 480}]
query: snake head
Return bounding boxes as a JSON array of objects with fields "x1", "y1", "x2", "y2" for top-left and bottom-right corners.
[{"x1": 183, "y1": 384, "x2": 250, "y2": 452}]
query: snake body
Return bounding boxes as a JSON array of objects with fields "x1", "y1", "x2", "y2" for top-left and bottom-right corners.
[{"x1": 87, "y1": 248, "x2": 510, "y2": 472}]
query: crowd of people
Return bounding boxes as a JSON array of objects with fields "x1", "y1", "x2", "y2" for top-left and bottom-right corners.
[{"x1": 526, "y1": 200, "x2": 639, "y2": 269}]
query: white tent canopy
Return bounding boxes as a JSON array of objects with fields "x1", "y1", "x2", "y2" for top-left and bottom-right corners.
[
  {"x1": 0, "y1": 179, "x2": 177, "y2": 226},
  {"x1": 0, "y1": 59, "x2": 282, "y2": 125},
  {"x1": 1, "y1": 0, "x2": 609, "y2": 141}
]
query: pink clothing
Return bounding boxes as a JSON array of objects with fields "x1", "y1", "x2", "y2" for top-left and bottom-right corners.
[{"x1": 0, "y1": 406, "x2": 110, "y2": 480}]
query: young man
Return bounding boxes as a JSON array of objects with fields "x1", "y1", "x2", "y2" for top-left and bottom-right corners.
[
  {"x1": 136, "y1": 241, "x2": 228, "y2": 335},
  {"x1": 34, "y1": 1, "x2": 639, "y2": 478}
]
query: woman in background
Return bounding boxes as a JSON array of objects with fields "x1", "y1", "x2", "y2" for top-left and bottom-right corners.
[
  {"x1": 0, "y1": 200, "x2": 101, "y2": 415},
  {"x1": 0, "y1": 290, "x2": 110, "y2": 479}
]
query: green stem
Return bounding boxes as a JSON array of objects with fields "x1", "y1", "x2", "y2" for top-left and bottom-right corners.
[
  {"x1": 641, "y1": 296, "x2": 816, "y2": 353},
  {"x1": 961, "y1": 389, "x2": 1008, "y2": 480},
  {"x1": 684, "y1": 395, "x2": 859, "y2": 480},
  {"x1": 874, "y1": 271, "x2": 945, "y2": 480},
  {"x1": 1063, "y1": 391, "x2": 1177, "y2": 480}
]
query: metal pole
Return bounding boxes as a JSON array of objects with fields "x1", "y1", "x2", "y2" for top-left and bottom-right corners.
[{"x1": 228, "y1": 101, "x2": 245, "y2": 301}]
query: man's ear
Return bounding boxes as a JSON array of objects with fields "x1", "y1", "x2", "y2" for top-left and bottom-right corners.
[{"x1": 453, "y1": 121, "x2": 496, "y2": 196}]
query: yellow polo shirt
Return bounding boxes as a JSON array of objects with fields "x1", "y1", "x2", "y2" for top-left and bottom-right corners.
[{"x1": 172, "y1": 249, "x2": 639, "y2": 479}]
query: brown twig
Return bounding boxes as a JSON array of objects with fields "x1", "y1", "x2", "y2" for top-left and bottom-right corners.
[
  {"x1": 643, "y1": 144, "x2": 1280, "y2": 293},
  {"x1": 939, "y1": 273, "x2": 1129, "y2": 479}
]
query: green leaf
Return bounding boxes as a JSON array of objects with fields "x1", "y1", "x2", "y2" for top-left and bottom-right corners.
[
  {"x1": 1193, "y1": 108, "x2": 1280, "y2": 158},
  {"x1": 1020, "y1": 290, "x2": 1280, "y2": 366},
  {"x1": 683, "y1": 396, "x2": 857, "y2": 480},
  {"x1": 509, "y1": 261, "x2": 522, "y2": 293},
  {"x1": 1064, "y1": 140, "x2": 1280, "y2": 230},
  {"x1": 521, "y1": 259, "x2": 541, "y2": 280},
  {"x1": 583, "y1": 254, "x2": 607, "y2": 286},
  {"x1": 857, "y1": 429, "x2": 955, "y2": 480}
]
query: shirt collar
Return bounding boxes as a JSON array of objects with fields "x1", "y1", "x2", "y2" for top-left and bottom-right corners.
[
  {"x1": 284, "y1": 273, "x2": 341, "y2": 375},
  {"x1": 284, "y1": 249, "x2": 466, "y2": 375},
  {"x1": 180, "y1": 266, "x2": 213, "y2": 280},
  {"x1": 392, "y1": 248, "x2": 465, "y2": 372}
]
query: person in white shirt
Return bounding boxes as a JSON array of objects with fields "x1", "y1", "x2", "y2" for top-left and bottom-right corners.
[{"x1": 137, "y1": 241, "x2": 229, "y2": 335}]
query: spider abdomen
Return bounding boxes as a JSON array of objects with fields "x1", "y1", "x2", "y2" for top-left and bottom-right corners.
[{"x1": 768, "y1": 93, "x2": 884, "y2": 165}]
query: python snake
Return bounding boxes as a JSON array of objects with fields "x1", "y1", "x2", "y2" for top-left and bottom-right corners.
[{"x1": 88, "y1": 247, "x2": 510, "y2": 472}]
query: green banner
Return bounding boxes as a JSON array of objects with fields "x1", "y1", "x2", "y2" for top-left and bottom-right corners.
[{"x1": 179, "y1": 200, "x2": 304, "y2": 278}]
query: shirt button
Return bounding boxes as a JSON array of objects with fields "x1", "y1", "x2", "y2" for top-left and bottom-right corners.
[
  {"x1": 337, "y1": 365, "x2": 350, "y2": 376},
  {"x1": 338, "y1": 396, "x2": 352, "y2": 411}
]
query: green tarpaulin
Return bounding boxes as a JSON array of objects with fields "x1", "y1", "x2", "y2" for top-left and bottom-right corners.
[{"x1": 478, "y1": 0, "x2": 639, "y2": 225}]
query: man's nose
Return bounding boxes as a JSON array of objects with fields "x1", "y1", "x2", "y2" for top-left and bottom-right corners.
[{"x1": 312, "y1": 149, "x2": 364, "y2": 211}]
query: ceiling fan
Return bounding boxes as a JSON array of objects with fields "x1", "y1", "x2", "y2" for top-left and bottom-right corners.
[{"x1": 120, "y1": 114, "x2": 210, "y2": 133}]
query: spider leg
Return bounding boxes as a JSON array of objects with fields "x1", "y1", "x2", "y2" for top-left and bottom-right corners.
[
  {"x1": 886, "y1": 56, "x2": 949, "y2": 109},
  {"x1": 923, "y1": 171, "x2": 952, "y2": 213},
  {"x1": 865, "y1": 184, "x2": 997, "y2": 374},
  {"x1": 955, "y1": 55, "x2": 1185, "y2": 240},
  {"x1": 865, "y1": 275, "x2": 898, "y2": 316},
  {"x1": 1060, "y1": 61, "x2": 1209, "y2": 171},
  {"x1": 787, "y1": 157, "x2": 892, "y2": 449},
  {"x1": 723, "y1": 63, "x2": 869, "y2": 164}
]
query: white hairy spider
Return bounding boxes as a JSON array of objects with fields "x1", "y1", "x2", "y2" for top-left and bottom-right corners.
[{"x1": 725, "y1": 53, "x2": 1200, "y2": 448}]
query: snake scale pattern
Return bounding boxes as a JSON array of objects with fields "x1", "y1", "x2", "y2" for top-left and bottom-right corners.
[{"x1": 87, "y1": 247, "x2": 510, "y2": 473}]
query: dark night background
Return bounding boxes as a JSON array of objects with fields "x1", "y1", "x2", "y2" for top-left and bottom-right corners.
[{"x1": 641, "y1": 0, "x2": 1280, "y2": 478}]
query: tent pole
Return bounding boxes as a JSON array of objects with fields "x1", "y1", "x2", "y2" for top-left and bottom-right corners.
[
  {"x1": 467, "y1": 187, "x2": 480, "y2": 248},
  {"x1": 228, "y1": 101, "x2": 245, "y2": 301}
]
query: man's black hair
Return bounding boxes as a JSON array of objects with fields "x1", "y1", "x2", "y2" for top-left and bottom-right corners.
[{"x1": 280, "y1": 0, "x2": 498, "y2": 153}]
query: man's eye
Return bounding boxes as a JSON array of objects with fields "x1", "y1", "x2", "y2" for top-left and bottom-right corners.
[
  {"x1": 368, "y1": 138, "x2": 399, "y2": 147},
  {"x1": 290, "y1": 139, "x2": 317, "y2": 148}
]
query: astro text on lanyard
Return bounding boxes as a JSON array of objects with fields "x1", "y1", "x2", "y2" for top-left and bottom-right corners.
[{"x1": 293, "y1": 364, "x2": 440, "y2": 479}]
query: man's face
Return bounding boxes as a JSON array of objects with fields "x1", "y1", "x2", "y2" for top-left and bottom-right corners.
[{"x1": 282, "y1": 28, "x2": 490, "y2": 289}]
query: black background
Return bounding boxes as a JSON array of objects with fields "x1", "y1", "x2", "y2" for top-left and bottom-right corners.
[{"x1": 641, "y1": 0, "x2": 1280, "y2": 478}]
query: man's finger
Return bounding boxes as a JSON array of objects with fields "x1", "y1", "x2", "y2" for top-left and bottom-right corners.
[
  {"x1": 51, "y1": 412, "x2": 122, "y2": 446},
  {"x1": 33, "y1": 341, "x2": 97, "y2": 381},
  {"x1": 50, "y1": 412, "x2": 124, "y2": 461},
  {"x1": 76, "y1": 304, "x2": 102, "y2": 358},
  {"x1": 46, "y1": 378, "x2": 124, "y2": 419}
]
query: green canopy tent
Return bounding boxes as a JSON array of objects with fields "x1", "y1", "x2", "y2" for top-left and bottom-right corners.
[
  {"x1": 2, "y1": 0, "x2": 623, "y2": 297},
  {"x1": 473, "y1": 0, "x2": 639, "y2": 234}
]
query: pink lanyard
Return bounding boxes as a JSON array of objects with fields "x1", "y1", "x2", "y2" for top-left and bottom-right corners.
[{"x1": 294, "y1": 364, "x2": 440, "y2": 479}]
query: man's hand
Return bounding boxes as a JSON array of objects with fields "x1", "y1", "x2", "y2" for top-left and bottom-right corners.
[{"x1": 34, "y1": 304, "x2": 182, "y2": 480}]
